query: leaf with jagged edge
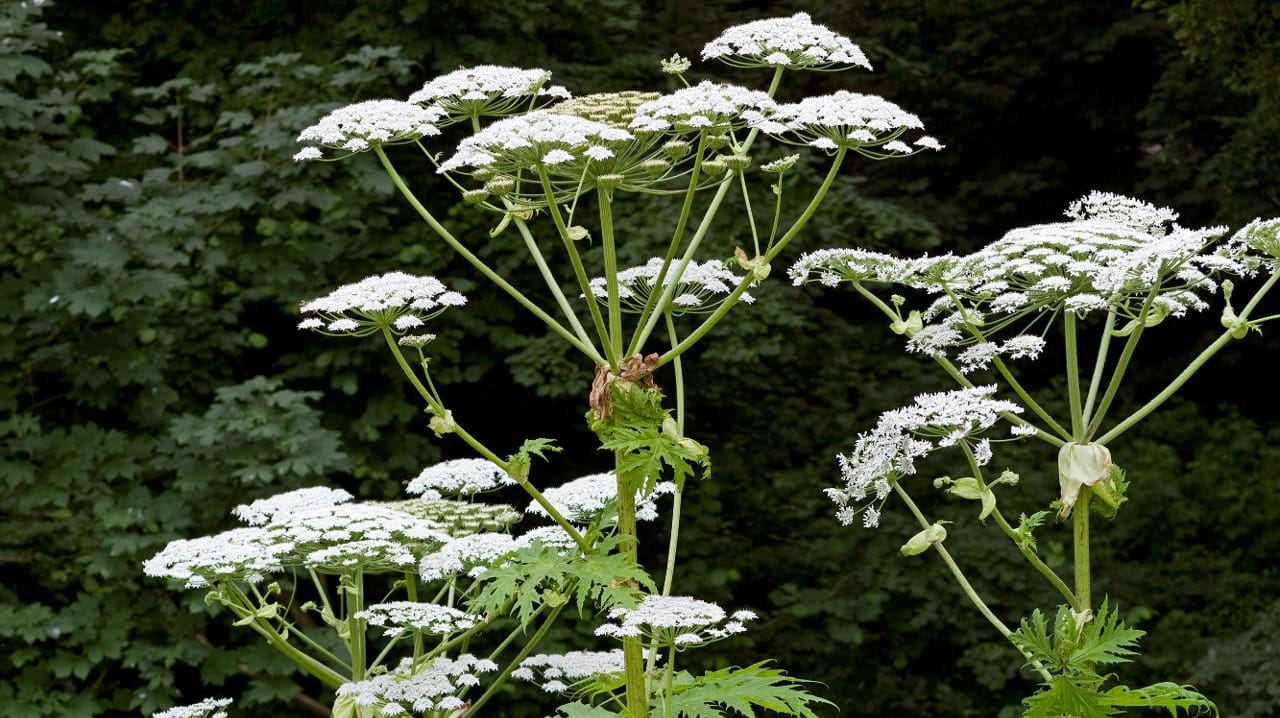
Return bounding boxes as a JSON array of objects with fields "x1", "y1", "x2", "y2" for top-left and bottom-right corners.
[
  {"x1": 1022, "y1": 676, "x2": 1116, "y2": 718},
  {"x1": 1105, "y1": 683, "x2": 1217, "y2": 717},
  {"x1": 1073, "y1": 599, "x2": 1144, "y2": 667},
  {"x1": 553, "y1": 701, "x2": 620, "y2": 718},
  {"x1": 663, "y1": 662, "x2": 832, "y2": 718}
]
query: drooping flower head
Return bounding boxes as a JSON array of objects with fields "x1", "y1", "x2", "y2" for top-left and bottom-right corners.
[
  {"x1": 526, "y1": 472, "x2": 676, "y2": 524},
  {"x1": 297, "y1": 272, "x2": 467, "y2": 337},
  {"x1": 753, "y1": 91, "x2": 942, "y2": 157},
  {"x1": 295, "y1": 100, "x2": 444, "y2": 160},
  {"x1": 152, "y1": 697, "x2": 233, "y2": 718},
  {"x1": 409, "y1": 65, "x2": 570, "y2": 122},
  {"x1": 335, "y1": 655, "x2": 497, "y2": 715},
  {"x1": 828, "y1": 386, "x2": 1021, "y2": 528},
  {"x1": 512, "y1": 650, "x2": 627, "y2": 693},
  {"x1": 355, "y1": 602, "x2": 480, "y2": 638},
  {"x1": 595, "y1": 595, "x2": 756, "y2": 650},
  {"x1": 630, "y1": 81, "x2": 778, "y2": 135},
  {"x1": 407, "y1": 458, "x2": 515, "y2": 497},
  {"x1": 587, "y1": 258, "x2": 754, "y2": 315},
  {"x1": 702, "y1": 12, "x2": 871, "y2": 71}
]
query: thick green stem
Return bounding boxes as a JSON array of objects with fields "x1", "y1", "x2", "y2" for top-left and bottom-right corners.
[
  {"x1": 615, "y1": 451, "x2": 648, "y2": 718},
  {"x1": 891, "y1": 484, "x2": 1053, "y2": 683},
  {"x1": 374, "y1": 147, "x2": 599, "y2": 361},
  {"x1": 600, "y1": 192, "x2": 624, "y2": 362},
  {"x1": 655, "y1": 146, "x2": 847, "y2": 370},
  {"x1": 1073, "y1": 490, "x2": 1091, "y2": 610},
  {"x1": 405, "y1": 571, "x2": 423, "y2": 662},
  {"x1": 382, "y1": 329, "x2": 591, "y2": 554},
  {"x1": 537, "y1": 165, "x2": 617, "y2": 368},
  {"x1": 1064, "y1": 313, "x2": 1084, "y2": 439},
  {"x1": 1081, "y1": 309, "x2": 1117, "y2": 425},
  {"x1": 348, "y1": 568, "x2": 366, "y2": 681},
  {"x1": 1097, "y1": 271, "x2": 1280, "y2": 444}
]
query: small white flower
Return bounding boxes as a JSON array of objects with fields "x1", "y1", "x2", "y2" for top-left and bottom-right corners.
[
  {"x1": 409, "y1": 66, "x2": 569, "y2": 121},
  {"x1": 233, "y1": 487, "x2": 354, "y2": 525},
  {"x1": 356, "y1": 602, "x2": 479, "y2": 638},
  {"x1": 631, "y1": 81, "x2": 777, "y2": 134}
]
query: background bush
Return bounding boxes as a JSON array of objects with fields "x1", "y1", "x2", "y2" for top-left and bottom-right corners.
[{"x1": 2, "y1": 1, "x2": 1278, "y2": 716}]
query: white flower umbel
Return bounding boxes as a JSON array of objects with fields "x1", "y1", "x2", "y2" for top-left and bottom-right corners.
[
  {"x1": 232, "y1": 486, "x2": 354, "y2": 525},
  {"x1": 277, "y1": 503, "x2": 453, "y2": 573},
  {"x1": 419, "y1": 533, "x2": 517, "y2": 581},
  {"x1": 407, "y1": 458, "x2": 514, "y2": 497},
  {"x1": 336, "y1": 655, "x2": 497, "y2": 715},
  {"x1": 754, "y1": 91, "x2": 941, "y2": 158},
  {"x1": 526, "y1": 472, "x2": 677, "y2": 524},
  {"x1": 295, "y1": 100, "x2": 444, "y2": 159},
  {"x1": 298, "y1": 272, "x2": 467, "y2": 337},
  {"x1": 514, "y1": 524, "x2": 582, "y2": 551},
  {"x1": 408, "y1": 65, "x2": 570, "y2": 123},
  {"x1": 630, "y1": 81, "x2": 778, "y2": 134},
  {"x1": 595, "y1": 596, "x2": 756, "y2": 650},
  {"x1": 788, "y1": 248, "x2": 954, "y2": 288},
  {"x1": 955, "y1": 334, "x2": 1047, "y2": 374},
  {"x1": 829, "y1": 386, "x2": 1022, "y2": 528},
  {"x1": 512, "y1": 649, "x2": 626, "y2": 693},
  {"x1": 152, "y1": 697, "x2": 233, "y2": 718},
  {"x1": 144, "y1": 527, "x2": 292, "y2": 589},
  {"x1": 355, "y1": 601, "x2": 480, "y2": 638},
  {"x1": 587, "y1": 257, "x2": 754, "y2": 315},
  {"x1": 702, "y1": 12, "x2": 871, "y2": 71},
  {"x1": 439, "y1": 110, "x2": 646, "y2": 201}
]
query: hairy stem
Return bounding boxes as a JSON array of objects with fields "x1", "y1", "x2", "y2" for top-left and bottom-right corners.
[{"x1": 1074, "y1": 489, "x2": 1091, "y2": 610}]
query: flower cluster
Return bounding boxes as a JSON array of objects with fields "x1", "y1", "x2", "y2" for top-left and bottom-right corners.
[
  {"x1": 297, "y1": 272, "x2": 467, "y2": 337},
  {"x1": 702, "y1": 12, "x2": 871, "y2": 70},
  {"x1": 232, "y1": 486, "x2": 354, "y2": 525},
  {"x1": 143, "y1": 527, "x2": 291, "y2": 588},
  {"x1": 295, "y1": 100, "x2": 443, "y2": 160},
  {"x1": 419, "y1": 532, "x2": 517, "y2": 581},
  {"x1": 152, "y1": 698, "x2": 233, "y2": 718},
  {"x1": 788, "y1": 248, "x2": 953, "y2": 288},
  {"x1": 588, "y1": 258, "x2": 754, "y2": 315},
  {"x1": 407, "y1": 458, "x2": 514, "y2": 496},
  {"x1": 336, "y1": 655, "x2": 497, "y2": 715},
  {"x1": 277, "y1": 503, "x2": 454, "y2": 572},
  {"x1": 829, "y1": 386, "x2": 1022, "y2": 528},
  {"x1": 515, "y1": 525, "x2": 581, "y2": 551},
  {"x1": 512, "y1": 650, "x2": 626, "y2": 693},
  {"x1": 356, "y1": 601, "x2": 480, "y2": 638},
  {"x1": 551, "y1": 91, "x2": 663, "y2": 127},
  {"x1": 526, "y1": 472, "x2": 677, "y2": 524},
  {"x1": 595, "y1": 596, "x2": 756, "y2": 649},
  {"x1": 630, "y1": 81, "x2": 777, "y2": 134},
  {"x1": 753, "y1": 91, "x2": 942, "y2": 157},
  {"x1": 408, "y1": 65, "x2": 569, "y2": 122}
]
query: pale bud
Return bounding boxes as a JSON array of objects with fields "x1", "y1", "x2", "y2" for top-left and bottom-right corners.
[
  {"x1": 901, "y1": 522, "x2": 947, "y2": 556},
  {"x1": 1057, "y1": 442, "x2": 1111, "y2": 517}
]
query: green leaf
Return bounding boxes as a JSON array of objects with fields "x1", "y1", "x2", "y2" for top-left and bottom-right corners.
[{"x1": 664, "y1": 662, "x2": 832, "y2": 718}]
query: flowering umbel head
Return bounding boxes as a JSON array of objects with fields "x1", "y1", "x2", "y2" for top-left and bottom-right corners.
[
  {"x1": 587, "y1": 257, "x2": 755, "y2": 315},
  {"x1": 702, "y1": 12, "x2": 871, "y2": 71},
  {"x1": 297, "y1": 272, "x2": 467, "y2": 337},
  {"x1": 294, "y1": 100, "x2": 444, "y2": 160},
  {"x1": 752, "y1": 91, "x2": 942, "y2": 158},
  {"x1": 408, "y1": 65, "x2": 570, "y2": 123}
]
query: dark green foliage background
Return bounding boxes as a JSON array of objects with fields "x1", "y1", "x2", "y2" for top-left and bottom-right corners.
[{"x1": 2, "y1": 1, "x2": 1278, "y2": 716}]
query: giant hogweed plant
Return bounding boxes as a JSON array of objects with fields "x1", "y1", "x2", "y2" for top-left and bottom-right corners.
[
  {"x1": 144, "y1": 13, "x2": 942, "y2": 718},
  {"x1": 790, "y1": 194, "x2": 1280, "y2": 716}
]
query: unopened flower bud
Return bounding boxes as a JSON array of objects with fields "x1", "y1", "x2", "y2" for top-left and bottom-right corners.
[
  {"x1": 724, "y1": 154, "x2": 751, "y2": 171},
  {"x1": 890, "y1": 310, "x2": 924, "y2": 336},
  {"x1": 662, "y1": 140, "x2": 690, "y2": 159},
  {"x1": 472, "y1": 168, "x2": 496, "y2": 181},
  {"x1": 661, "y1": 54, "x2": 692, "y2": 75},
  {"x1": 463, "y1": 188, "x2": 488, "y2": 204},
  {"x1": 429, "y1": 409, "x2": 457, "y2": 436},
  {"x1": 485, "y1": 176, "x2": 515, "y2": 195},
  {"x1": 901, "y1": 522, "x2": 947, "y2": 556},
  {"x1": 1057, "y1": 442, "x2": 1111, "y2": 517},
  {"x1": 642, "y1": 158, "x2": 671, "y2": 175},
  {"x1": 702, "y1": 158, "x2": 728, "y2": 175},
  {"x1": 762, "y1": 154, "x2": 799, "y2": 173},
  {"x1": 706, "y1": 134, "x2": 731, "y2": 150},
  {"x1": 595, "y1": 173, "x2": 626, "y2": 191}
]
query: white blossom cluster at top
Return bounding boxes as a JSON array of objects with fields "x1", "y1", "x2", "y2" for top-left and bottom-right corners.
[
  {"x1": 827, "y1": 386, "x2": 1022, "y2": 528},
  {"x1": 151, "y1": 697, "x2": 233, "y2": 718},
  {"x1": 595, "y1": 595, "x2": 757, "y2": 648},
  {"x1": 232, "y1": 486, "x2": 353, "y2": 525},
  {"x1": 630, "y1": 81, "x2": 777, "y2": 134},
  {"x1": 439, "y1": 111, "x2": 634, "y2": 173},
  {"x1": 408, "y1": 65, "x2": 569, "y2": 120},
  {"x1": 512, "y1": 650, "x2": 626, "y2": 693},
  {"x1": 701, "y1": 12, "x2": 871, "y2": 70},
  {"x1": 336, "y1": 655, "x2": 497, "y2": 715},
  {"x1": 526, "y1": 472, "x2": 677, "y2": 524},
  {"x1": 355, "y1": 601, "x2": 479, "y2": 638},
  {"x1": 297, "y1": 272, "x2": 467, "y2": 337},
  {"x1": 588, "y1": 258, "x2": 754, "y2": 315},
  {"x1": 294, "y1": 99, "x2": 444, "y2": 159},
  {"x1": 407, "y1": 458, "x2": 515, "y2": 496}
]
